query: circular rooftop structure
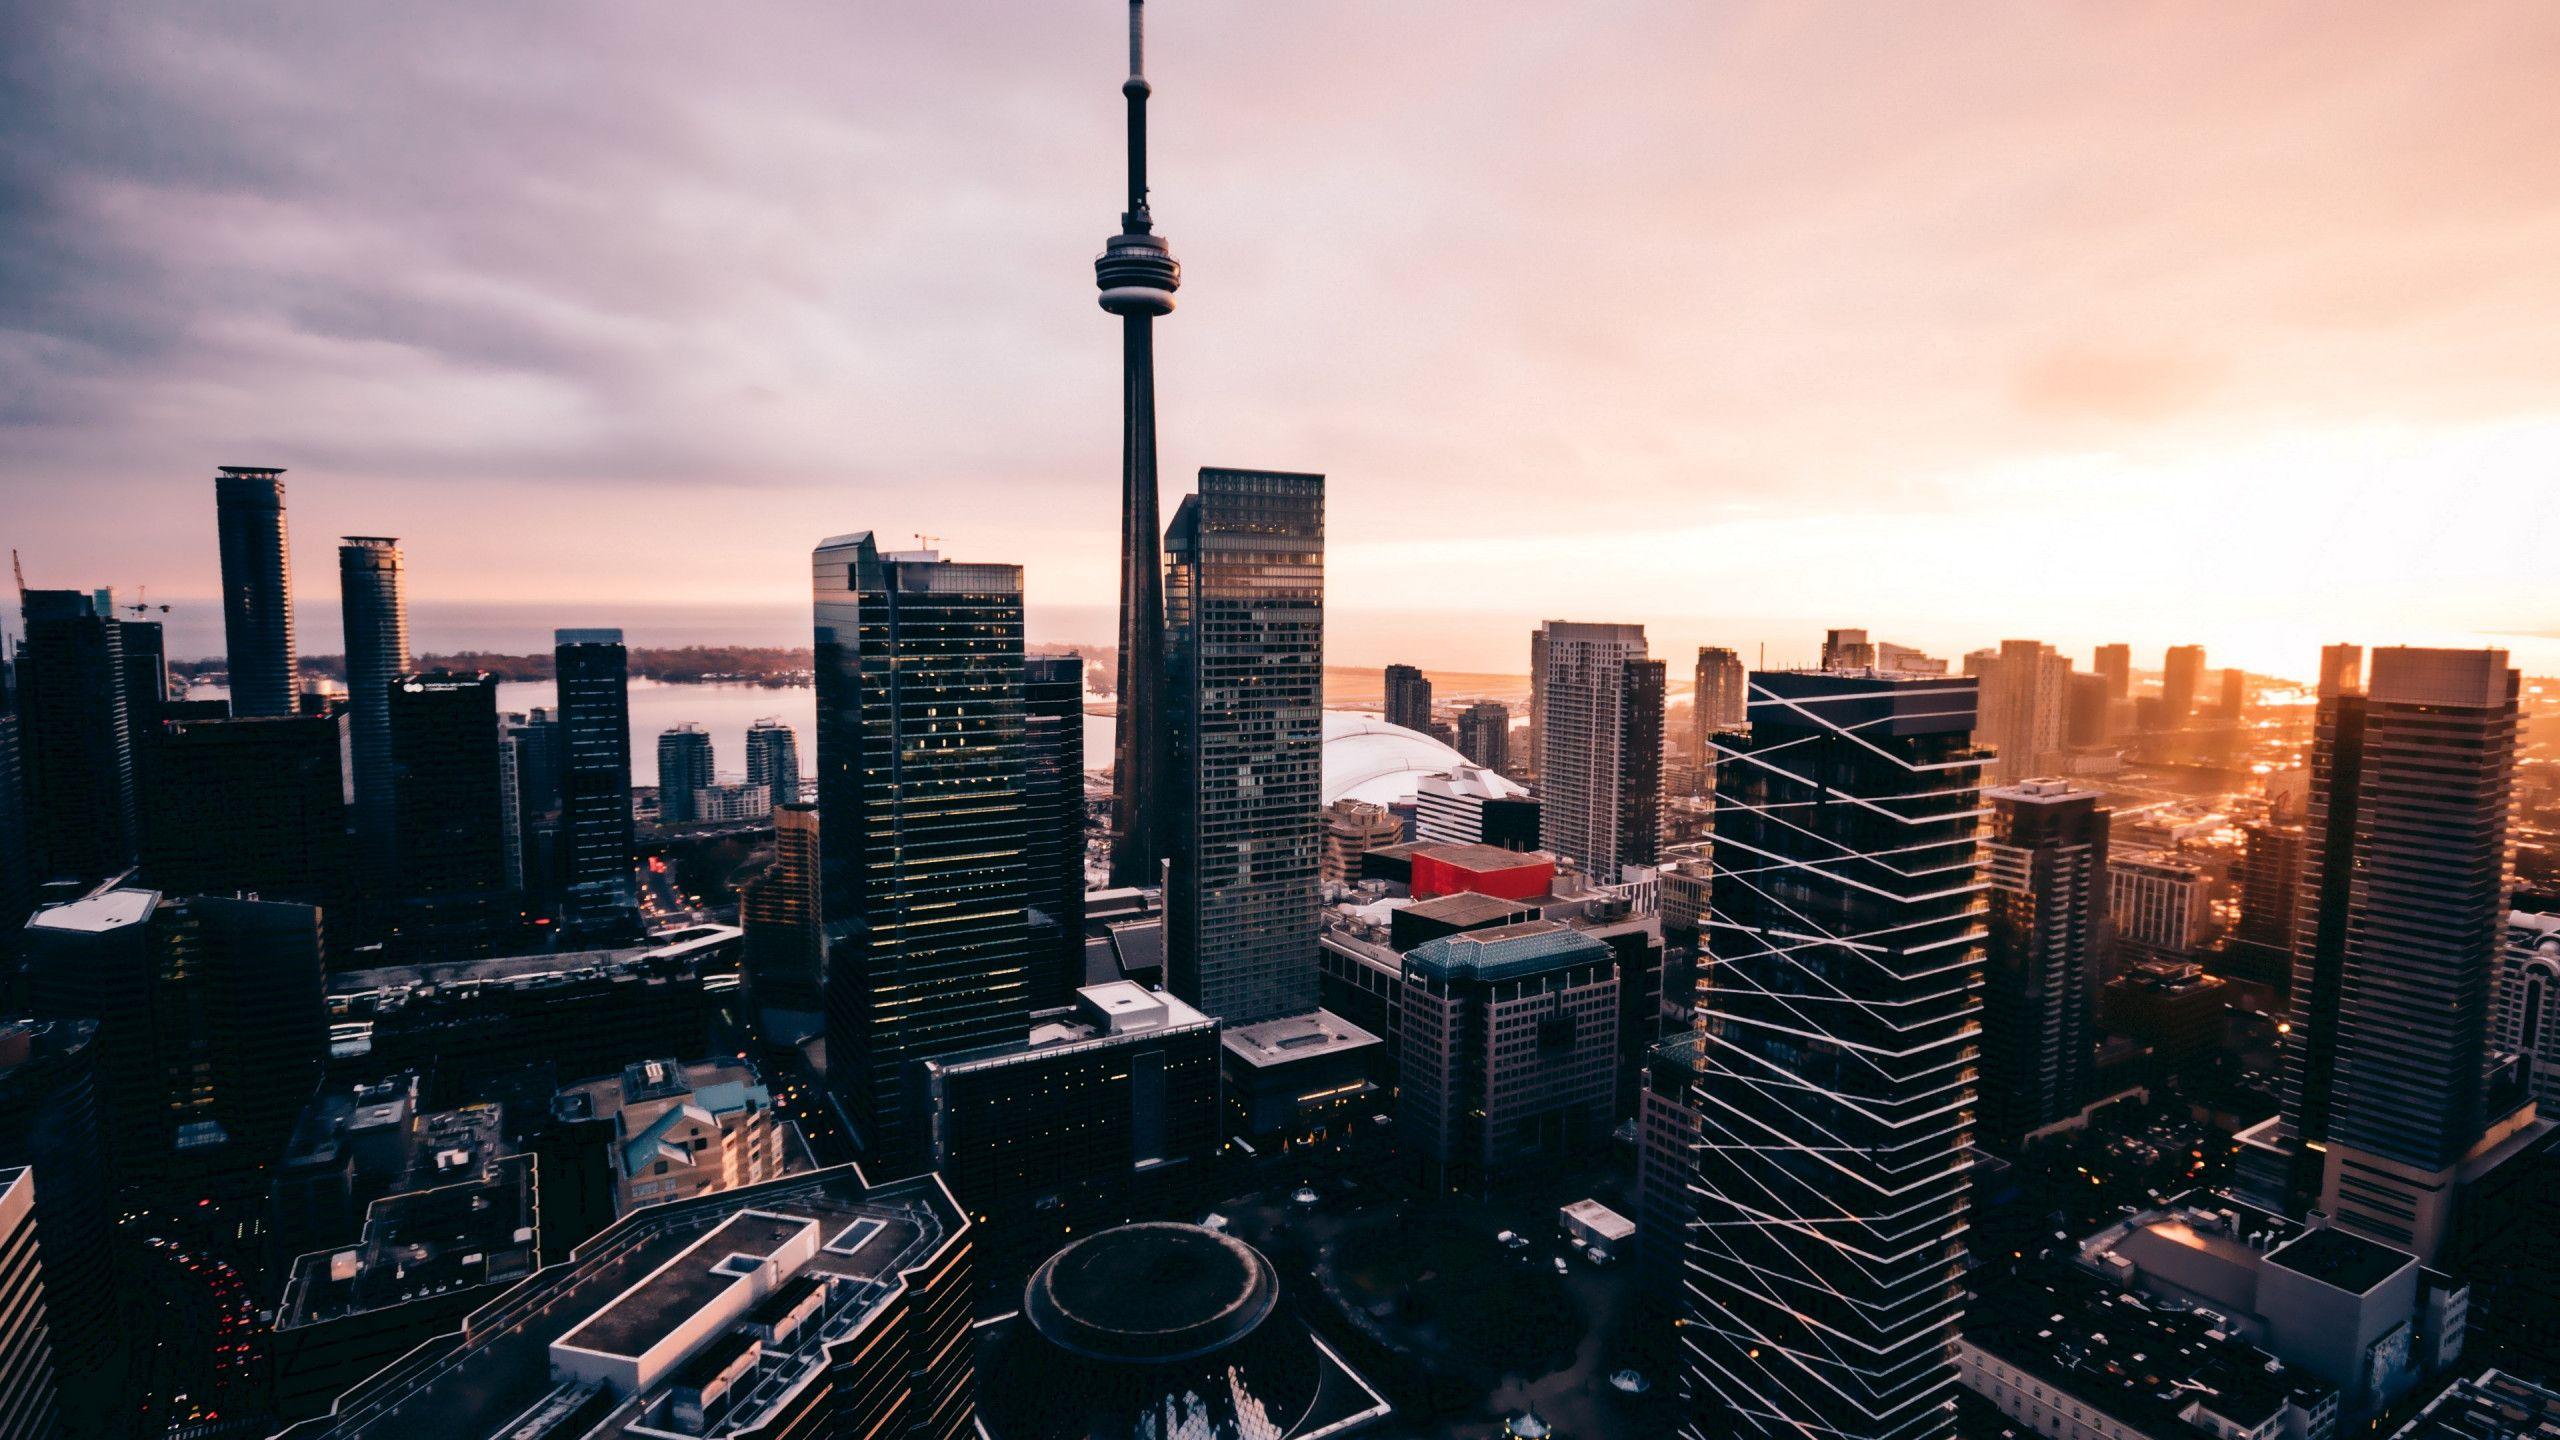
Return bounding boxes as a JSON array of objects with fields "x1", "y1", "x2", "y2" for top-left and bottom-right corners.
[
  {"x1": 1024, "y1": 1222, "x2": 1279, "y2": 1363},
  {"x1": 1321, "y1": 712, "x2": 1524, "y2": 808},
  {"x1": 985, "y1": 1223, "x2": 1329, "y2": 1440}
]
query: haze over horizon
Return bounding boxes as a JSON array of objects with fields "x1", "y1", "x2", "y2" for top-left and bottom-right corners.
[{"x1": 7, "y1": 3, "x2": 2559, "y2": 676}]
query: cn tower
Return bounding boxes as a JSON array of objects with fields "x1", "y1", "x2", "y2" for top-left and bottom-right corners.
[{"x1": 1099, "y1": 0, "x2": 1180, "y2": 886}]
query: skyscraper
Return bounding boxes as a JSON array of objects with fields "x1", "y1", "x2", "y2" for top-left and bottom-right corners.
[
  {"x1": 139, "y1": 708, "x2": 350, "y2": 913},
  {"x1": 0, "y1": 661, "x2": 32, "y2": 950},
  {"x1": 655, "y1": 723, "x2": 713, "y2": 824},
  {"x1": 1383, "y1": 664, "x2": 1432, "y2": 733},
  {"x1": 390, "y1": 672, "x2": 510, "y2": 905},
  {"x1": 118, "y1": 614, "x2": 166, "y2": 734},
  {"x1": 1532, "y1": 621, "x2": 1662, "y2": 882},
  {"x1": 555, "y1": 629, "x2": 636, "y2": 918},
  {"x1": 745, "y1": 716, "x2": 800, "y2": 805},
  {"x1": 1980, "y1": 778, "x2": 2108, "y2": 1153},
  {"x1": 0, "y1": 1168, "x2": 60, "y2": 1440},
  {"x1": 814, "y1": 534, "x2": 1030, "y2": 1176},
  {"x1": 742, "y1": 801, "x2": 823, "y2": 1012},
  {"x1": 1692, "y1": 645, "x2": 1745, "y2": 751},
  {"x1": 2161, "y1": 643, "x2": 2206, "y2": 722},
  {"x1": 1969, "y1": 638, "x2": 2071, "y2": 783},
  {"x1": 2313, "y1": 648, "x2": 2519, "y2": 1259},
  {"x1": 338, "y1": 537, "x2": 410, "y2": 887},
  {"x1": 1164, "y1": 469, "x2": 1325, "y2": 1026},
  {"x1": 1455, "y1": 700, "x2": 1510, "y2": 773},
  {"x1": 214, "y1": 465, "x2": 299, "y2": 717},
  {"x1": 13, "y1": 590, "x2": 135, "y2": 884},
  {"x1": 2092, "y1": 642, "x2": 2132, "y2": 700},
  {"x1": 1100, "y1": 0, "x2": 1182, "y2": 890},
  {"x1": 1022, "y1": 654, "x2": 1088, "y2": 1009},
  {"x1": 0, "y1": 1022, "x2": 114, "y2": 1437},
  {"x1": 1681, "y1": 668, "x2": 1984, "y2": 1440}
]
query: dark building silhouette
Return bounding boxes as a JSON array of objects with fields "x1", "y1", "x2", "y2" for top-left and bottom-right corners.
[
  {"x1": 917, "y1": 982, "x2": 1220, "y2": 1306},
  {"x1": 1101, "y1": 0, "x2": 1181, "y2": 891},
  {"x1": 140, "y1": 709, "x2": 350, "y2": 913},
  {"x1": 1681, "y1": 669, "x2": 1983, "y2": 1440},
  {"x1": 337, "y1": 537, "x2": 409, "y2": 890},
  {"x1": 815, "y1": 534, "x2": 1030, "y2": 1176},
  {"x1": 214, "y1": 466, "x2": 299, "y2": 717},
  {"x1": 20, "y1": 889, "x2": 326, "y2": 1190},
  {"x1": 1023, "y1": 654, "x2": 1088, "y2": 1009},
  {"x1": 0, "y1": 662, "x2": 32, "y2": 951},
  {"x1": 554, "y1": 629, "x2": 636, "y2": 922},
  {"x1": 1397, "y1": 922, "x2": 1619, "y2": 1194},
  {"x1": 1165, "y1": 469, "x2": 1326, "y2": 1026},
  {"x1": 2093, "y1": 642, "x2": 2132, "y2": 700},
  {"x1": 1981, "y1": 779, "x2": 2109, "y2": 1153},
  {"x1": 742, "y1": 802, "x2": 823, "y2": 1012},
  {"x1": 501, "y1": 707, "x2": 560, "y2": 909},
  {"x1": 1382, "y1": 664, "x2": 1432, "y2": 733},
  {"x1": 0, "y1": 1021, "x2": 121, "y2": 1437},
  {"x1": 655, "y1": 723, "x2": 713, "y2": 823},
  {"x1": 2161, "y1": 643, "x2": 2206, "y2": 722},
  {"x1": 1455, "y1": 700, "x2": 1510, "y2": 773},
  {"x1": 13, "y1": 589, "x2": 136, "y2": 884},
  {"x1": 390, "y1": 673, "x2": 507, "y2": 899},
  {"x1": 2236, "y1": 820, "x2": 2304, "y2": 955},
  {"x1": 119, "y1": 616, "x2": 167, "y2": 735}
]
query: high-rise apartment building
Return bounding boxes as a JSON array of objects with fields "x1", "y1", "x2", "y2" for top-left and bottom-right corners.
[
  {"x1": 1980, "y1": 779, "x2": 2108, "y2": 1153},
  {"x1": 655, "y1": 723, "x2": 714, "y2": 824},
  {"x1": 214, "y1": 465, "x2": 299, "y2": 717},
  {"x1": 0, "y1": 1167, "x2": 58, "y2": 1440},
  {"x1": 555, "y1": 628, "x2": 636, "y2": 918},
  {"x1": 1455, "y1": 700, "x2": 1510, "y2": 773},
  {"x1": 1692, "y1": 646, "x2": 1745, "y2": 753},
  {"x1": 1532, "y1": 621, "x2": 1662, "y2": 882},
  {"x1": 0, "y1": 1021, "x2": 119, "y2": 1436},
  {"x1": 2236, "y1": 821, "x2": 2304, "y2": 955},
  {"x1": 1383, "y1": 664, "x2": 1432, "y2": 733},
  {"x1": 1681, "y1": 668, "x2": 1984, "y2": 1440},
  {"x1": 1320, "y1": 800, "x2": 1404, "y2": 888},
  {"x1": 742, "y1": 802, "x2": 823, "y2": 1012},
  {"x1": 2108, "y1": 849, "x2": 2212, "y2": 960},
  {"x1": 1525, "y1": 626, "x2": 1547, "y2": 784},
  {"x1": 814, "y1": 534, "x2": 1030, "y2": 1176},
  {"x1": 13, "y1": 590, "x2": 136, "y2": 884},
  {"x1": 2093, "y1": 643, "x2": 2132, "y2": 701},
  {"x1": 1164, "y1": 469, "x2": 1326, "y2": 1026},
  {"x1": 1820, "y1": 627, "x2": 1875, "y2": 671},
  {"x1": 1022, "y1": 655, "x2": 1087, "y2": 1009},
  {"x1": 2161, "y1": 643, "x2": 2207, "y2": 722},
  {"x1": 745, "y1": 716, "x2": 800, "y2": 804},
  {"x1": 338, "y1": 537, "x2": 410, "y2": 888},
  {"x1": 2243, "y1": 646, "x2": 2524, "y2": 1260},
  {"x1": 1969, "y1": 639, "x2": 2072, "y2": 783}
]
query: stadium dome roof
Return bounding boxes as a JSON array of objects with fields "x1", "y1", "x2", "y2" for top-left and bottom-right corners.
[{"x1": 1321, "y1": 712, "x2": 1526, "y2": 808}]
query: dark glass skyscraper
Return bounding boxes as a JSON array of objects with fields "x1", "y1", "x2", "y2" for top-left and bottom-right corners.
[
  {"x1": 338, "y1": 537, "x2": 410, "y2": 886},
  {"x1": 1100, "y1": 0, "x2": 1181, "y2": 889},
  {"x1": 745, "y1": 716, "x2": 799, "y2": 804},
  {"x1": 1023, "y1": 654, "x2": 1088, "y2": 1010},
  {"x1": 1979, "y1": 778, "x2": 2107, "y2": 1153},
  {"x1": 0, "y1": 660, "x2": 31, "y2": 949},
  {"x1": 814, "y1": 534, "x2": 1030, "y2": 1176},
  {"x1": 1533, "y1": 621, "x2": 1663, "y2": 882},
  {"x1": 1681, "y1": 669, "x2": 1984, "y2": 1440},
  {"x1": 214, "y1": 465, "x2": 299, "y2": 716},
  {"x1": 389, "y1": 672, "x2": 508, "y2": 902},
  {"x1": 554, "y1": 628, "x2": 636, "y2": 917},
  {"x1": 1383, "y1": 664, "x2": 1432, "y2": 733},
  {"x1": 1164, "y1": 468, "x2": 1325, "y2": 1026},
  {"x1": 655, "y1": 723, "x2": 713, "y2": 823},
  {"x1": 13, "y1": 590, "x2": 136, "y2": 884},
  {"x1": 119, "y1": 615, "x2": 167, "y2": 734},
  {"x1": 140, "y1": 708, "x2": 350, "y2": 913},
  {"x1": 0, "y1": 1020, "x2": 119, "y2": 1438}
]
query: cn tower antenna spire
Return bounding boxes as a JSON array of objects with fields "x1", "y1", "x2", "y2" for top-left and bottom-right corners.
[{"x1": 1099, "y1": 0, "x2": 1183, "y2": 888}]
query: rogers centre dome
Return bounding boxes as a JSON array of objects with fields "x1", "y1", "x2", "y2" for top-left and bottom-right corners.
[{"x1": 1321, "y1": 713, "x2": 1525, "y2": 808}]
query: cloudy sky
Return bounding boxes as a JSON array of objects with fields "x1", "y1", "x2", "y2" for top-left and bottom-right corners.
[{"x1": 5, "y1": 2, "x2": 2557, "y2": 675}]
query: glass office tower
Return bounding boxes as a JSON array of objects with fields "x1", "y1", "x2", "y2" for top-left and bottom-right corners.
[
  {"x1": 1163, "y1": 468, "x2": 1325, "y2": 1026},
  {"x1": 814, "y1": 533, "x2": 1030, "y2": 1177},
  {"x1": 554, "y1": 628, "x2": 636, "y2": 920},
  {"x1": 1681, "y1": 668, "x2": 1986, "y2": 1440}
]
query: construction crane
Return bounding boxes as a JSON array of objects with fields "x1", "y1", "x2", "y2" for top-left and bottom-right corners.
[
  {"x1": 9, "y1": 549, "x2": 22, "y2": 600},
  {"x1": 914, "y1": 533, "x2": 943, "y2": 554},
  {"x1": 122, "y1": 585, "x2": 170, "y2": 617}
]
